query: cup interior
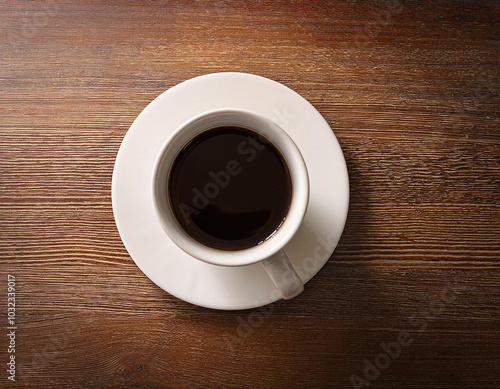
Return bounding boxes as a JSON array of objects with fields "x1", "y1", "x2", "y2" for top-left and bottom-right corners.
[{"x1": 152, "y1": 108, "x2": 309, "y2": 267}]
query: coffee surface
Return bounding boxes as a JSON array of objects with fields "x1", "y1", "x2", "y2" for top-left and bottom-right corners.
[{"x1": 168, "y1": 126, "x2": 292, "y2": 250}]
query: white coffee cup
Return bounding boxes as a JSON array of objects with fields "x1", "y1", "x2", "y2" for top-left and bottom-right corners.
[{"x1": 152, "y1": 108, "x2": 309, "y2": 300}]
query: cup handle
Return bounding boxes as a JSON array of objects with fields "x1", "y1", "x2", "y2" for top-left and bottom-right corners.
[{"x1": 261, "y1": 250, "x2": 304, "y2": 300}]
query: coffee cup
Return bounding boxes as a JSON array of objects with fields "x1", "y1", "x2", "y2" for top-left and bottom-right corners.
[{"x1": 152, "y1": 108, "x2": 309, "y2": 300}]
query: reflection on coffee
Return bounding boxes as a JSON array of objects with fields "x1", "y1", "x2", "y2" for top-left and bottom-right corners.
[{"x1": 168, "y1": 126, "x2": 292, "y2": 251}]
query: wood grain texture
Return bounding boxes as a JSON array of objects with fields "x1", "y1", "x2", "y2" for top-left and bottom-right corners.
[{"x1": 1, "y1": 0, "x2": 499, "y2": 388}]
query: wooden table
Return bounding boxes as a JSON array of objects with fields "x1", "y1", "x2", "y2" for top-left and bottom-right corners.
[{"x1": 1, "y1": 1, "x2": 499, "y2": 388}]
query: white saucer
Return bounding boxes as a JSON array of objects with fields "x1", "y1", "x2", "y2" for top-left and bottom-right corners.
[{"x1": 112, "y1": 72, "x2": 349, "y2": 310}]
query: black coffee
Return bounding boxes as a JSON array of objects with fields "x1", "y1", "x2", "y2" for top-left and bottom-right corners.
[{"x1": 168, "y1": 126, "x2": 292, "y2": 251}]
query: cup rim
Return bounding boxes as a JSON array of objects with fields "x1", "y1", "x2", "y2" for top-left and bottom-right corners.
[{"x1": 152, "y1": 108, "x2": 309, "y2": 267}]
